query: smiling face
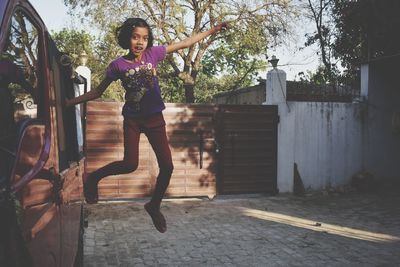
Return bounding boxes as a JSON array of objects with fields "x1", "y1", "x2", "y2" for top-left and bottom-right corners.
[{"x1": 130, "y1": 27, "x2": 149, "y2": 58}]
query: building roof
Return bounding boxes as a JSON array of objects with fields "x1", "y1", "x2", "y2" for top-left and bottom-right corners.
[{"x1": 213, "y1": 79, "x2": 265, "y2": 98}]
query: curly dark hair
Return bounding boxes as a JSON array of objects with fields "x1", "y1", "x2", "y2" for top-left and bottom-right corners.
[{"x1": 116, "y1": 18, "x2": 154, "y2": 49}]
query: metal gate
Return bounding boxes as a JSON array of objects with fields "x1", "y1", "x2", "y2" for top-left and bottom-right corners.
[{"x1": 85, "y1": 102, "x2": 277, "y2": 199}]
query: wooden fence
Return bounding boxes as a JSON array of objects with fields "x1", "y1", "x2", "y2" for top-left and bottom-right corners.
[{"x1": 85, "y1": 101, "x2": 278, "y2": 200}]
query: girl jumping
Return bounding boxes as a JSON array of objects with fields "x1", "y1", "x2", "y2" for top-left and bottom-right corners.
[{"x1": 66, "y1": 18, "x2": 227, "y2": 233}]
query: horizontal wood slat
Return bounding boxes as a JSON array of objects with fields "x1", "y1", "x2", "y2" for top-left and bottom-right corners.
[{"x1": 217, "y1": 105, "x2": 278, "y2": 195}]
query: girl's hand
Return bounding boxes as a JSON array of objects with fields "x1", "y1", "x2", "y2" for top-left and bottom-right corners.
[
  {"x1": 214, "y1": 22, "x2": 229, "y2": 33},
  {"x1": 65, "y1": 98, "x2": 73, "y2": 107}
]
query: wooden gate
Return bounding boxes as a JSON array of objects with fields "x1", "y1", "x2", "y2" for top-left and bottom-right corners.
[
  {"x1": 163, "y1": 104, "x2": 217, "y2": 198},
  {"x1": 85, "y1": 101, "x2": 277, "y2": 200},
  {"x1": 215, "y1": 105, "x2": 278, "y2": 195}
]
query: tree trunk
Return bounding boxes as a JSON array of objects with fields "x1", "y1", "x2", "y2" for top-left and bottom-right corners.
[
  {"x1": 184, "y1": 83, "x2": 195, "y2": 103},
  {"x1": 178, "y1": 70, "x2": 197, "y2": 103}
]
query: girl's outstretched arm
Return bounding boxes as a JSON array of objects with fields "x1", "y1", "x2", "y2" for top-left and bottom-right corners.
[
  {"x1": 166, "y1": 22, "x2": 227, "y2": 54},
  {"x1": 65, "y1": 77, "x2": 113, "y2": 106}
]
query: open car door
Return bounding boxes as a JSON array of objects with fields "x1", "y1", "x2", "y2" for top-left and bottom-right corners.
[{"x1": 0, "y1": 1, "x2": 85, "y2": 266}]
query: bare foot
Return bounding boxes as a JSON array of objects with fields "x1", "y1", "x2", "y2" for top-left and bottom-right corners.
[{"x1": 144, "y1": 202, "x2": 167, "y2": 233}]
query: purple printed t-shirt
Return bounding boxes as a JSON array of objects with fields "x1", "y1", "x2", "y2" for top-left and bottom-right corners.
[{"x1": 106, "y1": 46, "x2": 167, "y2": 117}]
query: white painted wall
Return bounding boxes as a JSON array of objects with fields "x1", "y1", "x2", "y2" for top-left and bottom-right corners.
[
  {"x1": 266, "y1": 68, "x2": 366, "y2": 192},
  {"x1": 289, "y1": 102, "x2": 364, "y2": 191}
]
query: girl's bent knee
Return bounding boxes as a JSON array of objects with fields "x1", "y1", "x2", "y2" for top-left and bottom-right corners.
[{"x1": 122, "y1": 162, "x2": 138, "y2": 173}]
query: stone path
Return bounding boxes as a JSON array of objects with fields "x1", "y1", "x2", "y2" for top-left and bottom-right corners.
[{"x1": 83, "y1": 193, "x2": 400, "y2": 266}]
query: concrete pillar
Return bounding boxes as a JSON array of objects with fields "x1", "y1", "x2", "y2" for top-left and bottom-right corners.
[
  {"x1": 263, "y1": 58, "x2": 294, "y2": 193},
  {"x1": 360, "y1": 63, "x2": 369, "y2": 99},
  {"x1": 264, "y1": 68, "x2": 287, "y2": 105},
  {"x1": 358, "y1": 63, "x2": 370, "y2": 171},
  {"x1": 75, "y1": 51, "x2": 91, "y2": 152},
  {"x1": 75, "y1": 51, "x2": 91, "y2": 94}
]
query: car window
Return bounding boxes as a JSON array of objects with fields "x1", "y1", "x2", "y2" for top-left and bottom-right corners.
[
  {"x1": 0, "y1": 9, "x2": 42, "y2": 182},
  {"x1": 1, "y1": 9, "x2": 40, "y2": 123}
]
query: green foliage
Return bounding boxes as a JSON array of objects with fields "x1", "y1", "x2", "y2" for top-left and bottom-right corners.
[
  {"x1": 90, "y1": 25, "x2": 126, "y2": 101},
  {"x1": 297, "y1": 66, "x2": 331, "y2": 85},
  {"x1": 101, "y1": 81, "x2": 125, "y2": 102},
  {"x1": 194, "y1": 73, "x2": 254, "y2": 103},
  {"x1": 51, "y1": 28, "x2": 126, "y2": 101},
  {"x1": 201, "y1": 26, "x2": 267, "y2": 80},
  {"x1": 51, "y1": 29, "x2": 93, "y2": 66},
  {"x1": 333, "y1": 0, "x2": 400, "y2": 62},
  {"x1": 157, "y1": 60, "x2": 186, "y2": 103},
  {"x1": 331, "y1": 0, "x2": 400, "y2": 88}
]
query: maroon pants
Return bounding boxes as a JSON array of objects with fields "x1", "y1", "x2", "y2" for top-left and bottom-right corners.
[{"x1": 89, "y1": 112, "x2": 173, "y2": 207}]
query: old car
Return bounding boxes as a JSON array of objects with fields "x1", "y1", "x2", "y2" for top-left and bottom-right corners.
[{"x1": 0, "y1": 0, "x2": 86, "y2": 266}]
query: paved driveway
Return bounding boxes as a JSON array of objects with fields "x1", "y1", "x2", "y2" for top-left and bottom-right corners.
[{"x1": 83, "y1": 193, "x2": 400, "y2": 266}]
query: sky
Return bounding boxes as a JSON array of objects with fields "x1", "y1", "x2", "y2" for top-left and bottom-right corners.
[
  {"x1": 29, "y1": 0, "x2": 320, "y2": 81},
  {"x1": 30, "y1": 0, "x2": 72, "y2": 31}
]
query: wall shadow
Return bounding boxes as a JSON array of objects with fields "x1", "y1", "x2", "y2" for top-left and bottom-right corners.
[{"x1": 163, "y1": 103, "x2": 218, "y2": 198}]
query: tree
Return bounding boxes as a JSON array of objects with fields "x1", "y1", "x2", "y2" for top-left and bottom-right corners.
[
  {"x1": 302, "y1": 0, "x2": 400, "y2": 88},
  {"x1": 52, "y1": 28, "x2": 126, "y2": 101},
  {"x1": 332, "y1": 0, "x2": 400, "y2": 84},
  {"x1": 63, "y1": 0, "x2": 295, "y2": 103},
  {"x1": 333, "y1": 0, "x2": 400, "y2": 61},
  {"x1": 329, "y1": 0, "x2": 366, "y2": 88},
  {"x1": 301, "y1": 0, "x2": 339, "y2": 85}
]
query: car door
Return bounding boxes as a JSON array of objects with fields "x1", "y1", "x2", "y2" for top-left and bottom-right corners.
[{"x1": 47, "y1": 34, "x2": 86, "y2": 267}]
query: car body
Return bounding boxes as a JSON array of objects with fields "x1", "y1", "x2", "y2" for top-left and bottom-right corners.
[{"x1": 0, "y1": 0, "x2": 86, "y2": 266}]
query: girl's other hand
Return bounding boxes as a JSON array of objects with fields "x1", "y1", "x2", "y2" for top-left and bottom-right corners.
[{"x1": 65, "y1": 98, "x2": 72, "y2": 107}]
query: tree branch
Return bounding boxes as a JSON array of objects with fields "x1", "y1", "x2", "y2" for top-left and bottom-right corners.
[
  {"x1": 225, "y1": 59, "x2": 258, "y2": 94},
  {"x1": 166, "y1": 54, "x2": 181, "y2": 76}
]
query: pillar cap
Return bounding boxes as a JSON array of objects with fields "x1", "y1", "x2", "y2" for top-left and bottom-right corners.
[
  {"x1": 268, "y1": 55, "x2": 279, "y2": 68},
  {"x1": 80, "y1": 51, "x2": 88, "y2": 66}
]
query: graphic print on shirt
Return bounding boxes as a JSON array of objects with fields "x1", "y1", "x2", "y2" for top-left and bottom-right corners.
[{"x1": 122, "y1": 62, "x2": 156, "y2": 112}]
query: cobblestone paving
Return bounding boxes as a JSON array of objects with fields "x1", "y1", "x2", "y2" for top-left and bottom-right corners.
[{"x1": 83, "y1": 193, "x2": 400, "y2": 266}]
